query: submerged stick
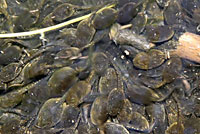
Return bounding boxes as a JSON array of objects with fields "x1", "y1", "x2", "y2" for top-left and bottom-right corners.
[
  {"x1": 170, "y1": 32, "x2": 200, "y2": 63},
  {"x1": 0, "y1": 13, "x2": 92, "y2": 38},
  {"x1": 0, "y1": 4, "x2": 115, "y2": 38}
]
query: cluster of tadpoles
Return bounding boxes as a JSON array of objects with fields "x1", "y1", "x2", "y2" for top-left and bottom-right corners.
[{"x1": 0, "y1": 3, "x2": 200, "y2": 64}]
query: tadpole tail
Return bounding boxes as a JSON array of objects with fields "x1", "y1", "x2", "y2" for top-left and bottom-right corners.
[{"x1": 156, "y1": 86, "x2": 175, "y2": 103}]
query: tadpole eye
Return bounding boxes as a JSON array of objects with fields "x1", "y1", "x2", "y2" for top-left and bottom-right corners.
[
  {"x1": 0, "y1": 13, "x2": 5, "y2": 19},
  {"x1": 16, "y1": 0, "x2": 27, "y2": 3}
]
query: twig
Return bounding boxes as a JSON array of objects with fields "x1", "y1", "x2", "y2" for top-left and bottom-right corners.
[
  {"x1": 0, "y1": 13, "x2": 92, "y2": 38},
  {"x1": 0, "y1": 4, "x2": 116, "y2": 39}
]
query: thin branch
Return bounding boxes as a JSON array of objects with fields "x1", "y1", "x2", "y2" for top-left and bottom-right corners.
[
  {"x1": 0, "y1": 4, "x2": 116, "y2": 39},
  {"x1": 0, "y1": 13, "x2": 92, "y2": 38}
]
